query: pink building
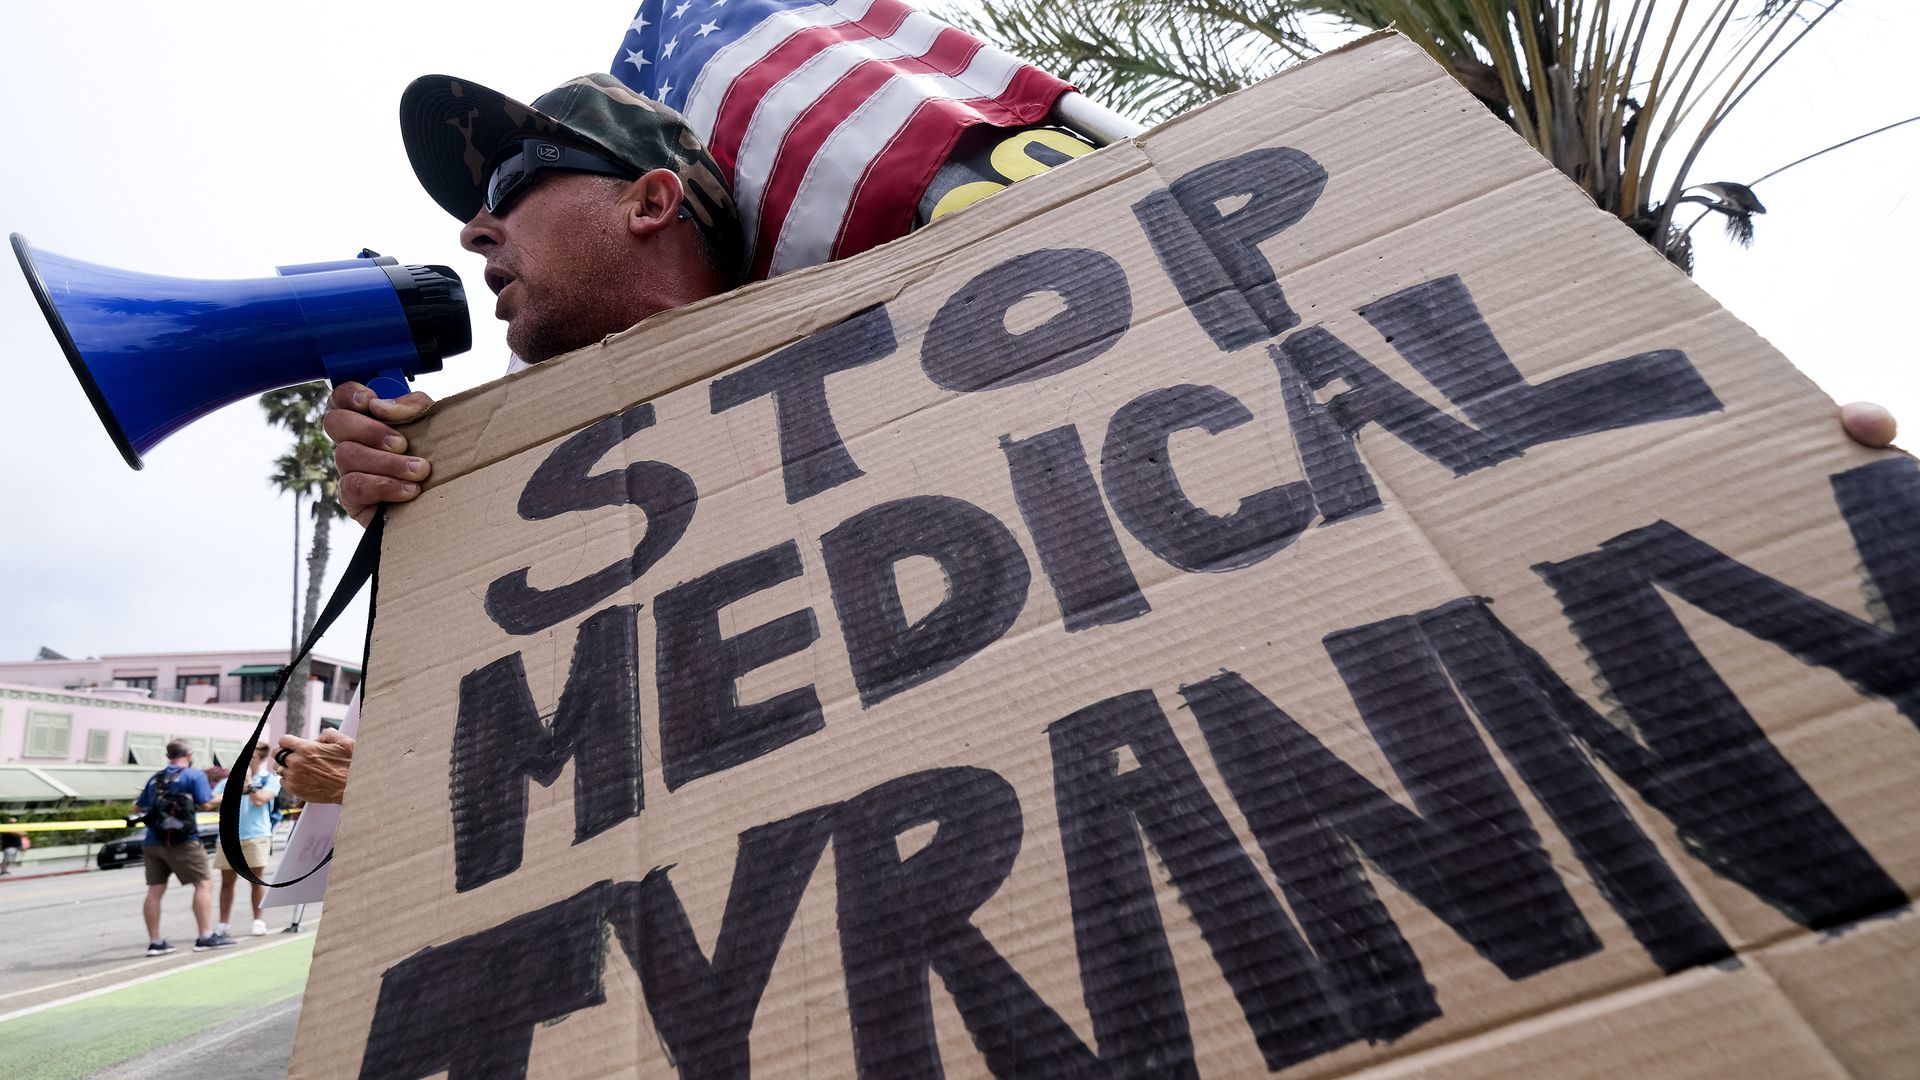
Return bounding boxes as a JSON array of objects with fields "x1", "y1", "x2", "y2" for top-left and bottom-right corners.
[{"x1": 0, "y1": 647, "x2": 358, "y2": 772}]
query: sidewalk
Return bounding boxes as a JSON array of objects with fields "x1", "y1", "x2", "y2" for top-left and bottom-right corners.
[{"x1": 0, "y1": 847, "x2": 100, "y2": 881}]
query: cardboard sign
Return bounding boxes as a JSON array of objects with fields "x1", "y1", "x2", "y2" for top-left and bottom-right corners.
[{"x1": 292, "y1": 32, "x2": 1920, "y2": 1079}]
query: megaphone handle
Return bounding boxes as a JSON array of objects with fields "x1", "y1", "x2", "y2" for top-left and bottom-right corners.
[{"x1": 362, "y1": 368, "x2": 411, "y2": 400}]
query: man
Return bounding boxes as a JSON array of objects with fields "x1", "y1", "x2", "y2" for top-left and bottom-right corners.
[
  {"x1": 214, "y1": 744, "x2": 281, "y2": 937},
  {"x1": 132, "y1": 741, "x2": 234, "y2": 955},
  {"x1": 288, "y1": 70, "x2": 1902, "y2": 802},
  {"x1": 320, "y1": 72, "x2": 742, "y2": 530},
  {"x1": 0, "y1": 817, "x2": 23, "y2": 875},
  {"x1": 279, "y1": 72, "x2": 744, "y2": 799}
]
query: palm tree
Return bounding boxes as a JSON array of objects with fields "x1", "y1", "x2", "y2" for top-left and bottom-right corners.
[
  {"x1": 261, "y1": 382, "x2": 344, "y2": 741},
  {"x1": 961, "y1": 0, "x2": 1894, "y2": 271}
]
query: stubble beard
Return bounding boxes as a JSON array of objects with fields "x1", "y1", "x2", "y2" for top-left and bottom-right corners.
[{"x1": 503, "y1": 236, "x2": 648, "y2": 365}]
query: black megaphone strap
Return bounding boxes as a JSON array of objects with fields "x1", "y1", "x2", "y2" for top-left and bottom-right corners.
[{"x1": 219, "y1": 507, "x2": 383, "y2": 888}]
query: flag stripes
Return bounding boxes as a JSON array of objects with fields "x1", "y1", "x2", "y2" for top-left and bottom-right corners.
[{"x1": 614, "y1": 0, "x2": 1069, "y2": 277}]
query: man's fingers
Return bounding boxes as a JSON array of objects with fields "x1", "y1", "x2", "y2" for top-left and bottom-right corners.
[
  {"x1": 275, "y1": 729, "x2": 352, "y2": 804},
  {"x1": 1841, "y1": 401, "x2": 1898, "y2": 449},
  {"x1": 276, "y1": 734, "x2": 319, "y2": 754},
  {"x1": 329, "y1": 381, "x2": 373, "y2": 411},
  {"x1": 339, "y1": 472, "x2": 423, "y2": 515},
  {"x1": 367, "y1": 390, "x2": 434, "y2": 423},
  {"x1": 323, "y1": 406, "x2": 405, "y2": 451},
  {"x1": 327, "y1": 383, "x2": 435, "y2": 526},
  {"x1": 335, "y1": 440, "x2": 429, "y2": 483},
  {"x1": 335, "y1": 439, "x2": 429, "y2": 524},
  {"x1": 329, "y1": 382, "x2": 434, "y2": 423}
]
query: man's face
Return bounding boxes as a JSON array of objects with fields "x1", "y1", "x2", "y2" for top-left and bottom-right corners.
[{"x1": 460, "y1": 172, "x2": 651, "y2": 363}]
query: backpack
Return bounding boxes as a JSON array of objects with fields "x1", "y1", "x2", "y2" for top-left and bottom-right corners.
[{"x1": 142, "y1": 768, "x2": 199, "y2": 844}]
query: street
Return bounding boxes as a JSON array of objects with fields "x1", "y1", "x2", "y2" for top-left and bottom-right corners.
[{"x1": 0, "y1": 851, "x2": 319, "y2": 1079}]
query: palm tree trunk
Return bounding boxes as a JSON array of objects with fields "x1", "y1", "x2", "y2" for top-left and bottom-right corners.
[{"x1": 285, "y1": 498, "x2": 336, "y2": 740}]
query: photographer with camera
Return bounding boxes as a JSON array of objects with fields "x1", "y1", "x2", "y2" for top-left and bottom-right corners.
[
  {"x1": 214, "y1": 743, "x2": 281, "y2": 938},
  {"x1": 132, "y1": 740, "x2": 229, "y2": 956}
]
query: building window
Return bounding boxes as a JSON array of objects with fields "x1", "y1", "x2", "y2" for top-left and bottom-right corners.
[
  {"x1": 125, "y1": 733, "x2": 169, "y2": 767},
  {"x1": 116, "y1": 676, "x2": 157, "y2": 692},
  {"x1": 25, "y1": 711, "x2": 73, "y2": 758},
  {"x1": 212, "y1": 739, "x2": 249, "y2": 768},
  {"x1": 176, "y1": 674, "x2": 219, "y2": 689},
  {"x1": 240, "y1": 674, "x2": 279, "y2": 702},
  {"x1": 86, "y1": 729, "x2": 111, "y2": 763},
  {"x1": 170, "y1": 735, "x2": 212, "y2": 764}
]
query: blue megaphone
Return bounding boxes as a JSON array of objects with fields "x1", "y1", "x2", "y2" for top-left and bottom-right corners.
[{"x1": 11, "y1": 233, "x2": 470, "y2": 469}]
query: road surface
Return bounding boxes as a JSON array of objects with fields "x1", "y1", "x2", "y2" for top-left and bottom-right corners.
[{"x1": 0, "y1": 849, "x2": 321, "y2": 1079}]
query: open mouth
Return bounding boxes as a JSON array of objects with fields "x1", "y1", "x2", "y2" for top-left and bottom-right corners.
[{"x1": 485, "y1": 267, "x2": 514, "y2": 295}]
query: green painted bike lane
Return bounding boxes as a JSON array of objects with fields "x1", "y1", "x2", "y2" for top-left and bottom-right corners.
[{"x1": 0, "y1": 936, "x2": 314, "y2": 1080}]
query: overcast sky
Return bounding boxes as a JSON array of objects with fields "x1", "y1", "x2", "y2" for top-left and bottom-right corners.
[{"x1": 0, "y1": 1, "x2": 1913, "y2": 666}]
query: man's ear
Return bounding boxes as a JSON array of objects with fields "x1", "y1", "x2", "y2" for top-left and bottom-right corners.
[{"x1": 624, "y1": 168, "x2": 686, "y2": 237}]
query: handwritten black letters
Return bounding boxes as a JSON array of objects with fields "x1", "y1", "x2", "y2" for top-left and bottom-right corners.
[{"x1": 361, "y1": 146, "x2": 1918, "y2": 1079}]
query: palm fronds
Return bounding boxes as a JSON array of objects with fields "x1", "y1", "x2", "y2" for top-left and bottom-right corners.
[{"x1": 951, "y1": 0, "x2": 1855, "y2": 270}]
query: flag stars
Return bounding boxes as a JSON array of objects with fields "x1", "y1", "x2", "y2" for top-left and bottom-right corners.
[
  {"x1": 624, "y1": 48, "x2": 651, "y2": 71},
  {"x1": 658, "y1": 79, "x2": 675, "y2": 100},
  {"x1": 662, "y1": 35, "x2": 680, "y2": 58},
  {"x1": 696, "y1": 20, "x2": 720, "y2": 36},
  {"x1": 672, "y1": 0, "x2": 692, "y2": 16},
  {"x1": 629, "y1": 11, "x2": 650, "y2": 33}
]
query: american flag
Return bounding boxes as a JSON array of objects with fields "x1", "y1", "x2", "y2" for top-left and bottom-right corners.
[{"x1": 611, "y1": 0, "x2": 1071, "y2": 280}]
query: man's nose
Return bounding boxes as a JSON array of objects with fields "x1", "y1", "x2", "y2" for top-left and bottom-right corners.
[{"x1": 460, "y1": 211, "x2": 504, "y2": 253}]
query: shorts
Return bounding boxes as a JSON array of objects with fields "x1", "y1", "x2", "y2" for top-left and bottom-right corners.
[
  {"x1": 144, "y1": 840, "x2": 211, "y2": 886},
  {"x1": 214, "y1": 836, "x2": 272, "y2": 874},
  {"x1": 2, "y1": 847, "x2": 19, "y2": 867}
]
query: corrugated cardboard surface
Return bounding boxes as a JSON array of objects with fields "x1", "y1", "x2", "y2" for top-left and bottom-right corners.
[{"x1": 292, "y1": 32, "x2": 1920, "y2": 1079}]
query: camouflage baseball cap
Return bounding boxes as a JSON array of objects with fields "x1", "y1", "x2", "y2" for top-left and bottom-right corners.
[{"x1": 399, "y1": 73, "x2": 743, "y2": 280}]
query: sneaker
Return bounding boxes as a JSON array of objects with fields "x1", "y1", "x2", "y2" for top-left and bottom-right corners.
[
  {"x1": 192, "y1": 933, "x2": 238, "y2": 952},
  {"x1": 215, "y1": 922, "x2": 230, "y2": 936},
  {"x1": 146, "y1": 940, "x2": 175, "y2": 956},
  {"x1": 251, "y1": 919, "x2": 269, "y2": 937}
]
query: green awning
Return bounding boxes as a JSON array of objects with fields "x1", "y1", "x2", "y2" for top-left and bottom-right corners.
[
  {"x1": 0, "y1": 767, "x2": 75, "y2": 802},
  {"x1": 229, "y1": 664, "x2": 283, "y2": 676},
  {"x1": 37, "y1": 766, "x2": 157, "y2": 800}
]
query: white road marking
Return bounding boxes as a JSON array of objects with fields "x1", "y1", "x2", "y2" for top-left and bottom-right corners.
[{"x1": 0, "y1": 923, "x2": 319, "y2": 1025}]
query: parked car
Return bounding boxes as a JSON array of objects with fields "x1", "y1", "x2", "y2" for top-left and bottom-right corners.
[
  {"x1": 95, "y1": 830, "x2": 215, "y2": 870},
  {"x1": 95, "y1": 813, "x2": 295, "y2": 870}
]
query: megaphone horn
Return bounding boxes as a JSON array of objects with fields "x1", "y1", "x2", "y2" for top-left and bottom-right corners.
[{"x1": 11, "y1": 233, "x2": 470, "y2": 469}]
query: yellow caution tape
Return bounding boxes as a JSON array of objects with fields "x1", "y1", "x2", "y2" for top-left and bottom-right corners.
[
  {"x1": 6, "y1": 807, "x2": 301, "y2": 834},
  {"x1": 6, "y1": 819, "x2": 138, "y2": 832}
]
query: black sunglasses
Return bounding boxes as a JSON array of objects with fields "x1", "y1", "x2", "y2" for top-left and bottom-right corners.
[{"x1": 484, "y1": 139, "x2": 638, "y2": 217}]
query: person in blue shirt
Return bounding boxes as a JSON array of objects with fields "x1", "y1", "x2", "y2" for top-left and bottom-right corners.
[
  {"x1": 214, "y1": 743, "x2": 282, "y2": 938},
  {"x1": 132, "y1": 740, "x2": 233, "y2": 955}
]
